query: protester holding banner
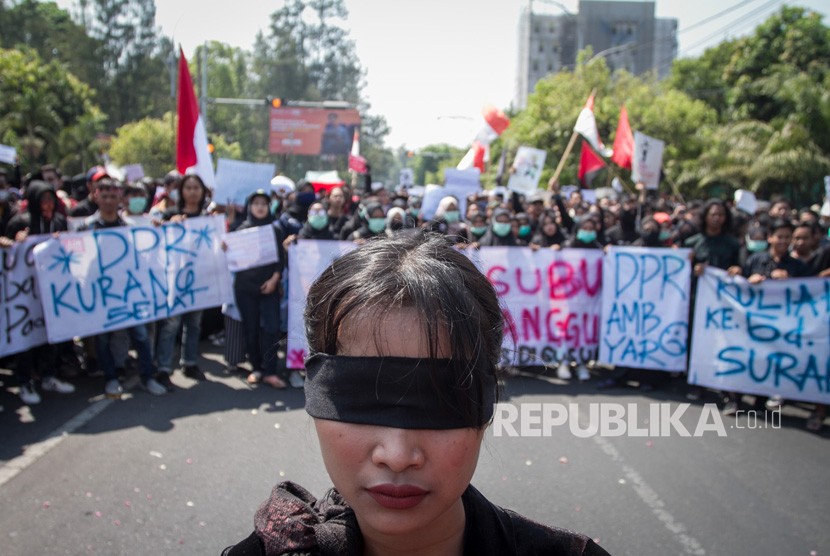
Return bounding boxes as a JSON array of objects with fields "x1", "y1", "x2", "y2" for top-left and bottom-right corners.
[
  {"x1": 155, "y1": 173, "x2": 211, "y2": 384},
  {"x1": 223, "y1": 232, "x2": 609, "y2": 556},
  {"x1": 466, "y1": 212, "x2": 489, "y2": 244},
  {"x1": 76, "y1": 178, "x2": 166, "y2": 397},
  {"x1": 231, "y1": 190, "x2": 287, "y2": 389}
]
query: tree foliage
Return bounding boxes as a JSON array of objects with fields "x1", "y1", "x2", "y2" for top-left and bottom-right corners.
[{"x1": 0, "y1": 46, "x2": 104, "y2": 173}]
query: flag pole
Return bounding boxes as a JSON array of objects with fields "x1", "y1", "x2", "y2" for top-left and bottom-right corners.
[
  {"x1": 549, "y1": 130, "x2": 578, "y2": 189},
  {"x1": 548, "y1": 88, "x2": 597, "y2": 190}
]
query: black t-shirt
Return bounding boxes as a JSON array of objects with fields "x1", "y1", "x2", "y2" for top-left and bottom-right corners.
[
  {"x1": 743, "y1": 251, "x2": 810, "y2": 279},
  {"x1": 684, "y1": 232, "x2": 740, "y2": 270}
]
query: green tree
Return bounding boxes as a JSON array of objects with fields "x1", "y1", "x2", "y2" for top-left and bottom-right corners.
[
  {"x1": 0, "y1": 47, "x2": 104, "y2": 173},
  {"x1": 107, "y1": 113, "x2": 173, "y2": 178}
]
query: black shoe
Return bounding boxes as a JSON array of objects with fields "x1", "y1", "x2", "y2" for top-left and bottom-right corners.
[
  {"x1": 154, "y1": 372, "x2": 175, "y2": 392},
  {"x1": 183, "y1": 365, "x2": 206, "y2": 381}
]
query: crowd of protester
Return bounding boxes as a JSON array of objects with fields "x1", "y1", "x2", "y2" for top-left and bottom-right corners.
[{"x1": 0, "y1": 161, "x2": 827, "y2": 431}]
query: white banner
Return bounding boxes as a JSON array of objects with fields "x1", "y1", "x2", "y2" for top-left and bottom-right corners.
[
  {"x1": 507, "y1": 146, "x2": 546, "y2": 195},
  {"x1": 286, "y1": 240, "x2": 357, "y2": 368},
  {"x1": 599, "y1": 247, "x2": 692, "y2": 371},
  {"x1": 223, "y1": 226, "x2": 278, "y2": 272},
  {"x1": 0, "y1": 236, "x2": 49, "y2": 356},
  {"x1": 631, "y1": 131, "x2": 664, "y2": 190},
  {"x1": 214, "y1": 159, "x2": 276, "y2": 206},
  {"x1": 689, "y1": 268, "x2": 830, "y2": 404},
  {"x1": 33, "y1": 216, "x2": 233, "y2": 342},
  {"x1": 467, "y1": 247, "x2": 604, "y2": 367}
]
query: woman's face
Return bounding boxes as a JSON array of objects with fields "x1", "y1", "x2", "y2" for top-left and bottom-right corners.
[
  {"x1": 329, "y1": 188, "x2": 345, "y2": 207},
  {"x1": 181, "y1": 177, "x2": 203, "y2": 205},
  {"x1": 314, "y1": 308, "x2": 483, "y2": 539},
  {"x1": 250, "y1": 196, "x2": 269, "y2": 219},
  {"x1": 542, "y1": 216, "x2": 558, "y2": 236}
]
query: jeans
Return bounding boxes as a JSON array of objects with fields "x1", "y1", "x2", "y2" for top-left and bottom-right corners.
[
  {"x1": 234, "y1": 284, "x2": 280, "y2": 376},
  {"x1": 97, "y1": 325, "x2": 154, "y2": 381},
  {"x1": 155, "y1": 310, "x2": 203, "y2": 372}
]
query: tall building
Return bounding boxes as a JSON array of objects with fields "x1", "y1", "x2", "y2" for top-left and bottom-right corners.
[{"x1": 515, "y1": 0, "x2": 678, "y2": 109}]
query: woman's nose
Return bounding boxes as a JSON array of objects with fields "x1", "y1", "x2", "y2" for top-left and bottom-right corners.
[{"x1": 371, "y1": 428, "x2": 425, "y2": 472}]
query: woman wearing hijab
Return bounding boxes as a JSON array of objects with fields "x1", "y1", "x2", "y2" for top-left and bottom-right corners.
[
  {"x1": 530, "y1": 209, "x2": 567, "y2": 249},
  {"x1": 347, "y1": 201, "x2": 387, "y2": 242},
  {"x1": 232, "y1": 190, "x2": 288, "y2": 389}
]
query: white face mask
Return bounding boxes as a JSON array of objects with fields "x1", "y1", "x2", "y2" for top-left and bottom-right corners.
[{"x1": 169, "y1": 189, "x2": 179, "y2": 203}]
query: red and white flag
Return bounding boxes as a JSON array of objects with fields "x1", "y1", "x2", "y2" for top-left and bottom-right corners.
[
  {"x1": 573, "y1": 93, "x2": 611, "y2": 158},
  {"x1": 611, "y1": 105, "x2": 634, "y2": 169},
  {"x1": 348, "y1": 128, "x2": 367, "y2": 173},
  {"x1": 457, "y1": 104, "x2": 510, "y2": 172},
  {"x1": 176, "y1": 47, "x2": 214, "y2": 187},
  {"x1": 578, "y1": 141, "x2": 606, "y2": 187}
]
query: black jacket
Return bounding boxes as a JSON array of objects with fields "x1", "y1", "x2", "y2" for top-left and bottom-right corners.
[
  {"x1": 5, "y1": 181, "x2": 67, "y2": 238},
  {"x1": 222, "y1": 481, "x2": 610, "y2": 556}
]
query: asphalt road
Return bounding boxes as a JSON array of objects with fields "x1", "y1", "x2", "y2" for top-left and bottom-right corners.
[{"x1": 1, "y1": 343, "x2": 827, "y2": 555}]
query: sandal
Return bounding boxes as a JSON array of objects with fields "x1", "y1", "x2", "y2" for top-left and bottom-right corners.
[
  {"x1": 247, "y1": 371, "x2": 262, "y2": 384},
  {"x1": 806, "y1": 412, "x2": 823, "y2": 432},
  {"x1": 262, "y1": 375, "x2": 288, "y2": 389}
]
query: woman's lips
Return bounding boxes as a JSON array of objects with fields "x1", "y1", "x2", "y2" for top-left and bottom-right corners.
[{"x1": 366, "y1": 484, "x2": 428, "y2": 510}]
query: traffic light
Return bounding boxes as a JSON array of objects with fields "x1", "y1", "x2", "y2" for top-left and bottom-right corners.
[{"x1": 267, "y1": 96, "x2": 284, "y2": 108}]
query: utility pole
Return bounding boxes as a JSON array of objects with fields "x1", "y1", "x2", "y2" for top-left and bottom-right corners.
[{"x1": 200, "y1": 42, "x2": 209, "y2": 132}]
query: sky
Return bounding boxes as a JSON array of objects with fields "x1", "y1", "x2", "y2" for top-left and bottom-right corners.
[{"x1": 57, "y1": 0, "x2": 829, "y2": 150}]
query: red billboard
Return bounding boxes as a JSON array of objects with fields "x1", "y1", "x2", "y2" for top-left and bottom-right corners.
[{"x1": 268, "y1": 107, "x2": 361, "y2": 156}]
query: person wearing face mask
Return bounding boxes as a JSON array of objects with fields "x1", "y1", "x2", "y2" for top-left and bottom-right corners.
[
  {"x1": 514, "y1": 212, "x2": 533, "y2": 245},
  {"x1": 565, "y1": 217, "x2": 603, "y2": 250},
  {"x1": 384, "y1": 207, "x2": 410, "y2": 237},
  {"x1": 405, "y1": 196, "x2": 422, "y2": 228},
  {"x1": 738, "y1": 222, "x2": 769, "y2": 267},
  {"x1": 466, "y1": 213, "x2": 489, "y2": 243},
  {"x1": 632, "y1": 216, "x2": 668, "y2": 248},
  {"x1": 229, "y1": 190, "x2": 288, "y2": 389},
  {"x1": 427, "y1": 196, "x2": 468, "y2": 244},
  {"x1": 475, "y1": 208, "x2": 519, "y2": 247},
  {"x1": 278, "y1": 182, "x2": 317, "y2": 238},
  {"x1": 348, "y1": 201, "x2": 387, "y2": 242},
  {"x1": 298, "y1": 202, "x2": 334, "y2": 240}
]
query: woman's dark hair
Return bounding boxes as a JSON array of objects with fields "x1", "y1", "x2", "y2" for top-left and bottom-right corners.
[
  {"x1": 177, "y1": 173, "x2": 208, "y2": 212},
  {"x1": 304, "y1": 232, "x2": 503, "y2": 426},
  {"x1": 698, "y1": 198, "x2": 732, "y2": 235}
]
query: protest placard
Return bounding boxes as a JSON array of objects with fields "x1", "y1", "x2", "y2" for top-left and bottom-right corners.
[
  {"x1": 33, "y1": 216, "x2": 233, "y2": 343},
  {"x1": 507, "y1": 146, "x2": 546, "y2": 195},
  {"x1": 0, "y1": 144, "x2": 16, "y2": 165},
  {"x1": 689, "y1": 267, "x2": 830, "y2": 404},
  {"x1": 599, "y1": 247, "x2": 692, "y2": 371},
  {"x1": 286, "y1": 240, "x2": 357, "y2": 369},
  {"x1": 122, "y1": 164, "x2": 145, "y2": 183},
  {"x1": 214, "y1": 159, "x2": 276, "y2": 206},
  {"x1": 631, "y1": 131, "x2": 664, "y2": 190},
  {"x1": 467, "y1": 247, "x2": 603, "y2": 367},
  {"x1": 0, "y1": 236, "x2": 49, "y2": 356},
  {"x1": 223, "y1": 225, "x2": 278, "y2": 272}
]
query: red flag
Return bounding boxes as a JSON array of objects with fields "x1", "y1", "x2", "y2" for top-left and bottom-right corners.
[
  {"x1": 573, "y1": 93, "x2": 611, "y2": 158},
  {"x1": 611, "y1": 105, "x2": 634, "y2": 169},
  {"x1": 348, "y1": 129, "x2": 367, "y2": 173},
  {"x1": 578, "y1": 141, "x2": 606, "y2": 187},
  {"x1": 176, "y1": 47, "x2": 214, "y2": 186},
  {"x1": 458, "y1": 104, "x2": 510, "y2": 171}
]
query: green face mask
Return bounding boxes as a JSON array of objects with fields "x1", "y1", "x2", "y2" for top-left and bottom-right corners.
[
  {"x1": 308, "y1": 214, "x2": 329, "y2": 230},
  {"x1": 368, "y1": 217, "x2": 387, "y2": 233},
  {"x1": 519, "y1": 224, "x2": 531, "y2": 237},
  {"x1": 658, "y1": 230, "x2": 672, "y2": 242},
  {"x1": 270, "y1": 199, "x2": 280, "y2": 214},
  {"x1": 471, "y1": 225, "x2": 488, "y2": 236},
  {"x1": 128, "y1": 197, "x2": 146, "y2": 214},
  {"x1": 577, "y1": 229, "x2": 597, "y2": 243},
  {"x1": 745, "y1": 238, "x2": 768, "y2": 252},
  {"x1": 409, "y1": 207, "x2": 420, "y2": 218},
  {"x1": 443, "y1": 210, "x2": 460, "y2": 223},
  {"x1": 492, "y1": 222, "x2": 512, "y2": 237}
]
